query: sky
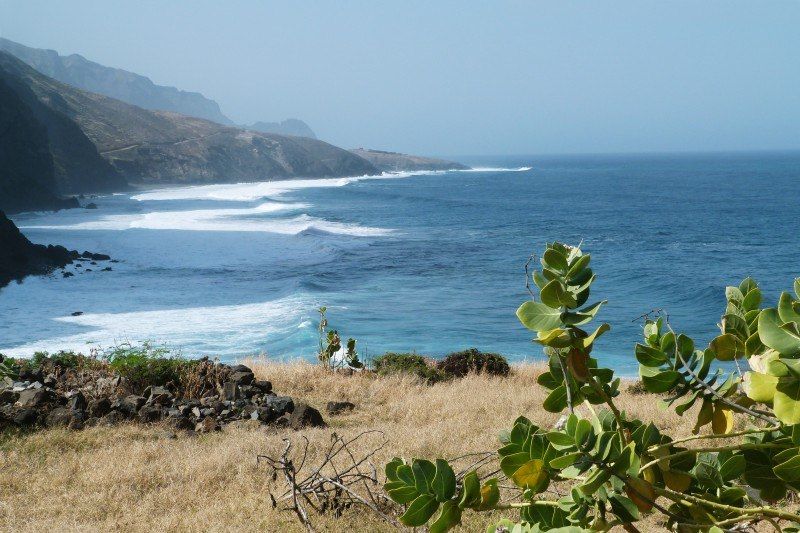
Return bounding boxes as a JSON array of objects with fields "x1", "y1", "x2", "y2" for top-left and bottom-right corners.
[{"x1": 1, "y1": 1, "x2": 798, "y2": 156}]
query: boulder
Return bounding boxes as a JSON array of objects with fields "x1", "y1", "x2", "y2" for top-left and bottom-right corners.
[
  {"x1": 0, "y1": 405, "x2": 38, "y2": 426},
  {"x1": 117, "y1": 395, "x2": 146, "y2": 416},
  {"x1": 222, "y1": 381, "x2": 238, "y2": 401},
  {"x1": 229, "y1": 370, "x2": 254, "y2": 385},
  {"x1": 326, "y1": 401, "x2": 356, "y2": 415},
  {"x1": 46, "y1": 407, "x2": 77, "y2": 428},
  {"x1": 88, "y1": 397, "x2": 111, "y2": 417},
  {"x1": 263, "y1": 395, "x2": 294, "y2": 418},
  {"x1": 66, "y1": 390, "x2": 87, "y2": 411},
  {"x1": 137, "y1": 405, "x2": 163, "y2": 423},
  {"x1": 16, "y1": 388, "x2": 55, "y2": 408},
  {"x1": 100, "y1": 410, "x2": 125, "y2": 426},
  {"x1": 168, "y1": 416, "x2": 193, "y2": 431},
  {"x1": 284, "y1": 402, "x2": 325, "y2": 430},
  {"x1": 252, "y1": 380, "x2": 272, "y2": 393},
  {"x1": 146, "y1": 386, "x2": 173, "y2": 406},
  {"x1": 0, "y1": 389, "x2": 19, "y2": 405}
]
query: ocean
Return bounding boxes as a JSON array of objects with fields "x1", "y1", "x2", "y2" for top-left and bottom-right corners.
[{"x1": 1, "y1": 151, "x2": 798, "y2": 376}]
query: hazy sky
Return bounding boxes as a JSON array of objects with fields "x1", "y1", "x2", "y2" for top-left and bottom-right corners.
[{"x1": 2, "y1": 1, "x2": 798, "y2": 156}]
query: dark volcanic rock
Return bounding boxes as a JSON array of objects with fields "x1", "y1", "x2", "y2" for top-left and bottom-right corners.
[
  {"x1": 16, "y1": 388, "x2": 55, "y2": 408},
  {"x1": 326, "y1": 401, "x2": 355, "y2": 415},
  {"x1": 284, "y1": 402, "x2": 326, "y2": 430},
  {"x1": 0, "y1": 210, "x2": 110, "y2": 288}
]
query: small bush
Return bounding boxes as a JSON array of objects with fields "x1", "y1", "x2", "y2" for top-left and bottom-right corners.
[
  {"x1": 102, "y1": 342, "x2": 195, "y2": 392},
  {"x1": 372, "y1": 352, "x2": 445, "y2": 384},
  {"x1": 437, "y1": 348, "x2": 510, "y2": 378}
]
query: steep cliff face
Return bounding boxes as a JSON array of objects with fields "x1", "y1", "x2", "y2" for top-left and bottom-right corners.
[
  {"x1": 0, "y1": 78, "x2": 79, "y2": 213},
  {"x1": 0, "y1": 211, "x2": 76, "y2": 288},
  {"x1": 0, "y1": 37, "x2": 234, "y2": 125},
  {"x1": 349, "y1": 148, "x2": 470, "y2": 172},
  {"x1": 246, "y1": 119, "x2": 317, "y2": 139},
  {"x1": 0, "y1": 53, "x2": 126, "y2": 196},
  {"x1": 0, "y1": 52, "x2": 377, "y2": 185}
]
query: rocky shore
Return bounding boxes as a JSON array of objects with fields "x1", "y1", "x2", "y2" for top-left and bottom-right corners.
[
  {"x1": 0, "y1": 210, "x2": 111, "y2": 288},
  {"x1": 0, "y1": 357, "x2": 325, "y2": 434}
]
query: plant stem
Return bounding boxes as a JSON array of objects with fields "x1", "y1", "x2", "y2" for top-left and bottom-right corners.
[
  {"x1": 639, "y1": 442, "x2": 790, "y2": 474},
  {"x1": 647, "y1": 425, "x2": 782, "y2": 453},
  {"x1": 496, "y1": 499, "x2": 561, "y2": 509},
  {"x1": 654, "y1": 486, "x2": 800, "y2": 523}
]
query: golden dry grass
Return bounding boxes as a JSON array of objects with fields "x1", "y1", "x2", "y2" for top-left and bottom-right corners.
[{"x1": 0, "y1": 361, "x2": 695, "y2": 532}]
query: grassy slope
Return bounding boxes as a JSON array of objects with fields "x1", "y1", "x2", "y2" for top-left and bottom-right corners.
[{"x1": 0, "y1": 362, "x2": 697, "y2": 532}]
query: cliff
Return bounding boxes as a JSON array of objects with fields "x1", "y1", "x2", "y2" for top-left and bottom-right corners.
[
  {"x1": 349, "y1": 148, "x2": 469, "y2": 172},
  {"x1": 0, "y1": 78, "x2": 80, "y2": 213}
]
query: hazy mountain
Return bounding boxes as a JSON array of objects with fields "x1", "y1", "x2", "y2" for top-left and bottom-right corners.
[
  {"x1": 350, "y1": 148, "x2": 469, "y2": 172},
  {"x1": 0, "y1": 52, "x2": 377, "y2": 187},
  {"x1": 0, "y1": 37, "x2": 234, "y2": 125},
  {"x1": 246, "y1": 119, "x2": 317, "y2": 139}
]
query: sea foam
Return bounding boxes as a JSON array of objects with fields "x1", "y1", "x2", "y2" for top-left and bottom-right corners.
[{"x1": 0, "y1": 294, "x2": 317, "y2": 359}]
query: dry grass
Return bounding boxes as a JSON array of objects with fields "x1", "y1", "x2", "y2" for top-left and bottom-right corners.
[{"x1": 0, "y1": 361, "x2": 695, "y2": 532}]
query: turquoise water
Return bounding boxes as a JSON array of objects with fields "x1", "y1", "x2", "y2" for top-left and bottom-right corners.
[{"x1": 1, "y1": 151, "x2": 798, "y2": 375}]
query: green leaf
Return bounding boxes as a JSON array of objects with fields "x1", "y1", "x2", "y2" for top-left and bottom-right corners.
[
  {"x1": 500, "y1": 452, "x2": 530, "y2": 479},
  {"x1": 609, "y1": 494, "x2": 640, "y2": 522},
  {"x1": 795, "y1": 278, "x2": 800, "y2": 300},
  {"x1": 562, "y1": 301, "x2": 605, "y2": 326},
  {"x1": 413, "y1": 459, "x2": 436, "y2": 494},
  {"x1": 477, "y1": 478, "x2": 501, "y2": 510},
  {"x1": 541, "y1": 280, "x2": 577, "y2": 308},
  {"x1": 432, "y1": 459, "x2": 456, "y2": 502},
  {"x1": 429, "y1": 500, "x2": 462, "y2": 533},
  {"x1": 517, "y1": 301, "x2": 563, "y2": 332},
  {"x1": 774, "y1": 454, "x2": 800, "y2": 483},
  {"x1": 567, "y1": 254, "x2": 590, "y2": 278},
  {"x1": 759, "y1": 309, "x2": 800, "y2": 355},
  {"x1": 635, "y1": 344, "x2": 667, "y2": 367},
  {"x1": 726, "y1": 286, "x2": 745, "y2": 304},
  {"x1": 546, "y1": 431, "x2": 575, "y2": 448},
  {"x1": 543, "y1": 248, "x2": 568, "y2": 273},
  {"x1": 710, "y1": 333, "x2": 745, "y2": 361},
  {"x1": 386, "y1": 482, "x2": 419, "y2": 504},
  {"x1": 775, "y1": 377, "x2": 800, "y2": 425},
  {"x1": 743, "y1": 287, "x2": 763, "y2": 311},
  {"x1": 581, "y1": 323, "x2": 610, "y2": 349},
  {"x1": 510, "y1": 459, "x2": 548, "y2": 490},
  {"x1": 719, "y1": 455, "x2": 746, "y2": 481},
  {"x1": 740, "y1": 277, "x2": 758, "y2": 295},
  {"x1": 400, "y1": 493, "x2": 439, "y2": 527},
  {"x1": 457, "y1": 471, "x2": 481, "y2": 509},
  {"x1": 743, "y1": 371, "x2": 778, "y2": 403},
  {"x1": 385, "y1": 458, "x2": 403, "y2": 481},
  {"x1": 779, "y1": 292, "x2": 800, "y2": 324},
  {"x1": 543, "y1": 385, "x2": 569, "y2": 413},
  {"x1": 639, "y1": 367, "x2": 680, "y2": 393},
  {"x1": 549, "y1": 451, "x2": 583, "y2": 469}
]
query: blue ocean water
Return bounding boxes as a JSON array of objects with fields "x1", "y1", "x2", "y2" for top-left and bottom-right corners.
[{"x1": 1, "y1": 152, "x2": 798, "y2": 375}]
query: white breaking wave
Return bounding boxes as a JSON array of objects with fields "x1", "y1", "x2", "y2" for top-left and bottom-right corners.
[
  {"x1": 130, "y1": 168, "x2": 530, "y2": 203},
  {"x1": 20, "y1": 203, "x2": 391, "y2": 236},
  {"x1": 0, "y1": 294, "x2": 317, "y2": 359}
]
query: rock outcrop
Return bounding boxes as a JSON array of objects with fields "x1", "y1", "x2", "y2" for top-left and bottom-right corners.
[
  {"x1": 350, "y1": 148, "x2": 469, "y2": 172},
  {"x1": 0, "y1": 358, "x2": 325, "y2": 433}
]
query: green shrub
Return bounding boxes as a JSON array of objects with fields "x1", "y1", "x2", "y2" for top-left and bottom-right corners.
[
  {"x1": 373, "y1": 352, "x2": 445, "y2": 383},
  {"x1": 102, "y1": 342, "x2": 194, "y2": 392},
  {"x1": 436, "y1": 348, "x2": 510, "y2": 378},
  {"x1": 381, "y1": 241, "x2": 800, "y2": 533}
]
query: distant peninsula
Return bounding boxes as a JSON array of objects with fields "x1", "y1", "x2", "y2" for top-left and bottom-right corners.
[{"x1": 350, "y1": 148, "x2": 469, "y2": 172}]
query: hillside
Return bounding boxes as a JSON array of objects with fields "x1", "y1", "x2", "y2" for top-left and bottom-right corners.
[
  {"x1": 350, "y1": 148, "x2": 469, "y2": 172},
  {"x1": 246, "y1": 119, "x2": 317, "y2": 139},
  {"x1": 0, "y1": 52, "x2": 378, "y2": 186},
  {"x1": 0, "y1": 37, "x2": 234, "y2": 125}
]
